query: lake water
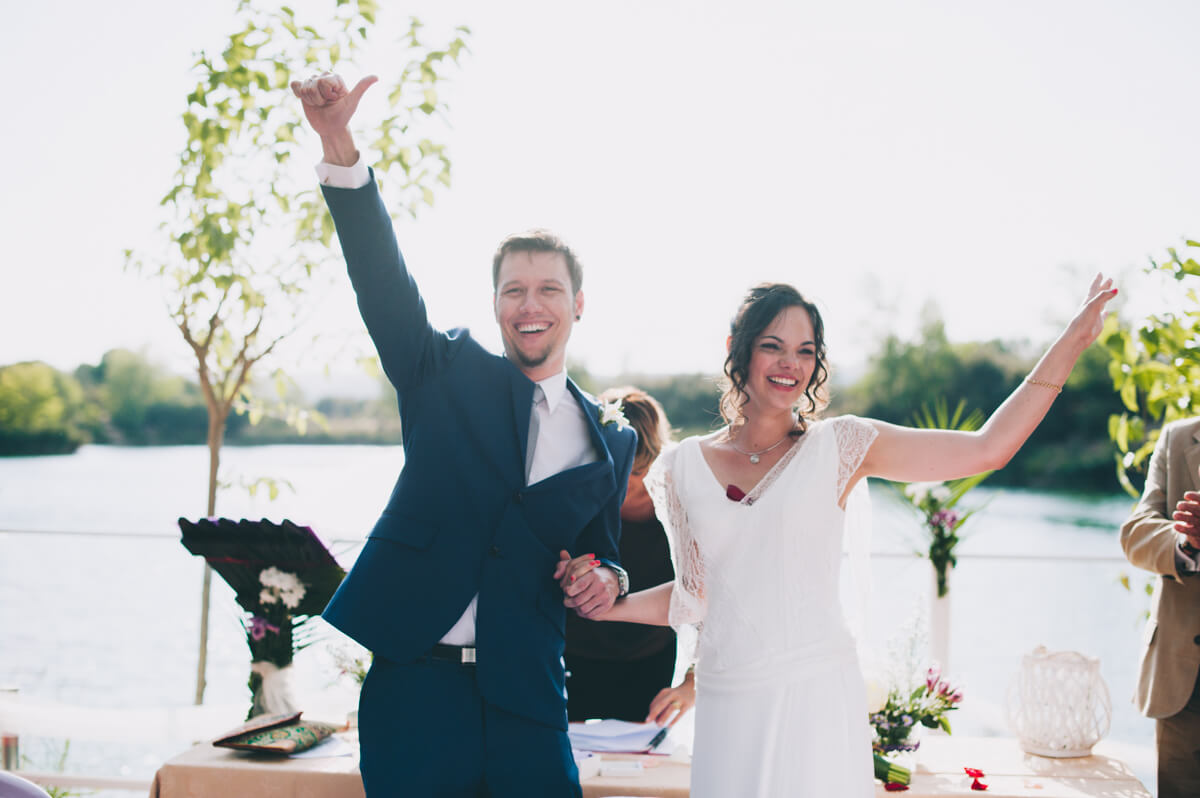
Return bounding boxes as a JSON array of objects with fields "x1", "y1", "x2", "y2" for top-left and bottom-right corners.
[{"x1": 0, "y1": 444, "x2": 1160, "y2": 793}]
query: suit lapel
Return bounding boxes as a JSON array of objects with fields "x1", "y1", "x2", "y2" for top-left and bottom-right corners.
[
  {"x1": 507, "y1": 364, "x2": 536, "y2": 479},
  {"x1": 568, "y1": 379, "x2": 614, "y2": 470}
]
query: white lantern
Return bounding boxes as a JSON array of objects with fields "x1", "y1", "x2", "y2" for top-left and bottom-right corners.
[{"x1": 1005, "y1": 646, "x2": 1112, "y2": 757}]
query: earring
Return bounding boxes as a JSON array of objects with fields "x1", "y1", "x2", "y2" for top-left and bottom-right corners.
[{"x1": 575, "y1": 315, "x2": 581, "y2": 321}]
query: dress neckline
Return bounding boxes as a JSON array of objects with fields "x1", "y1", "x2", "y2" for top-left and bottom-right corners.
[{"x1": 694, "y1": 422, "x2": 819, "y2": 506}]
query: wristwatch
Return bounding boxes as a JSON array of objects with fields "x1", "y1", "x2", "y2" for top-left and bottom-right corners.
[{"x1": 597, "y1": 559, "x2": 630, "y2": 598}]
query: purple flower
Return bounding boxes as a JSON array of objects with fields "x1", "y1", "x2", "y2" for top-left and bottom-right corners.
[
  {"x1": 248, "y1": 616, "x2": 280, "y2": 641},
  {"x1": 931, "y1": 509, "x2": 959, "y2": 528}
]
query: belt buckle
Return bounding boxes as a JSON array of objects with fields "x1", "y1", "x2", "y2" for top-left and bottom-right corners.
[{"x1": 461, "y1": 647, "x2": 476, "y2": 664}]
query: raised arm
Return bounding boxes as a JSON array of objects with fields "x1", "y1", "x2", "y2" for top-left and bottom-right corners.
[
  {"x1": 857, "y1": 274, "x2": 1117, "y2": 486},
  {"x1": 290, "y1": 72, "x2": 378, "y2": 167},
  {"x1": 292, "y1": 72, "x2": 449, "y2": 394}
]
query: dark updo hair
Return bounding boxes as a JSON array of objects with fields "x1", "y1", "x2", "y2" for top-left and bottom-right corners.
[{"x1": 719, "y1": 283, "x2": 829, "y2": 429}]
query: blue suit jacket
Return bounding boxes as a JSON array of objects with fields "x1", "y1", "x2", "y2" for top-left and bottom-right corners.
[{"x1": 320, "y1": 176, "x2": 637, "y2": 731}]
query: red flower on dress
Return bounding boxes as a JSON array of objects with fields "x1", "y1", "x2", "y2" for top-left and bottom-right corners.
[
  {"x1": 725, "y1": 484, "x2": 746, "y2": 502},
  {"x1": 884, "y1": 783, "x2": 910, "y2": 792}
]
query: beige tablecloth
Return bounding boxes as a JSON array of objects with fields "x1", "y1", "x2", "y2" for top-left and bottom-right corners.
[{"x1": 148, "y1": 734, "x2": 1149, "y2": 798}]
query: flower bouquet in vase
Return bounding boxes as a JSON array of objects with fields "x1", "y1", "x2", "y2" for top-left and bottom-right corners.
[
  {"x1": 180, "y1": 518, "x2": 346, "y2": 718},
  {"x1": 870, "y1": 665, "x2": 964, "y2": 787},
  {"x1": 897, "y1": 399, "x2": 994, "y2": 670},
  {"x1": 867, "y1": 614, "x2": 964, "y2": 788}
]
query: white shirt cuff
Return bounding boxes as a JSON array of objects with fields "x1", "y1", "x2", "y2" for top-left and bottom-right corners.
[{"x1": 315, "y1": 154, "x2": 369, "y2": 189}]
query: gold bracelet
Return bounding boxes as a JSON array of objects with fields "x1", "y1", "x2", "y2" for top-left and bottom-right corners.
[{"x1": 1025, "y1": 377, "x2": 1063, "y2": 394}]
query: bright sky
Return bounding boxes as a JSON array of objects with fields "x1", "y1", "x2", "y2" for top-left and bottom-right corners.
[{"x1": 6, "y1": 0, "x2": 1199, "y2": 393}]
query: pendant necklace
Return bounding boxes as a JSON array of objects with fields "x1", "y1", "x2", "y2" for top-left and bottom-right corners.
[{"x1": 729, "y1": 430, "x2": 792, "y2": 464}]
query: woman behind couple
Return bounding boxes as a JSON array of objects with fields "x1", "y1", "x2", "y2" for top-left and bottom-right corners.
[{"x1": 558, "y1": 276, "x2": 1116, "y2": 795}]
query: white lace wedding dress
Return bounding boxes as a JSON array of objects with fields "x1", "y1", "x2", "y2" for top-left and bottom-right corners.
[{"x1": 646, "y1": 416, "x2": 878, "y2": 797}]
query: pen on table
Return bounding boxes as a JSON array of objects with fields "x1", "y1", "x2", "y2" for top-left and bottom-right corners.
[{"x1": 646, "y1": 726, "x2": 669, "y2": 751}]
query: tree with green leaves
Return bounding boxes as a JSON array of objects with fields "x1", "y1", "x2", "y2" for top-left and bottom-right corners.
[
  {"x1": 0, "y1": 362, "x2": 90, "y2": 455},
  {"x1": 74, "y1": 348, "x2": 201, "y2": 444},
  {"x1": 1102, "y1": 239, "x2": 1200, "y2": 495},
  {"x1": 126, "y1": 0, "x2": 468, "y2": 703}
]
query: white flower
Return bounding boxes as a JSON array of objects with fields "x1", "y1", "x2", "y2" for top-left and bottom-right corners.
[
  {"x1": 931, "y1": 485, "x2": 952, "y2": 503},
  {"x1": 864, "y1": 678, "x2": 889, "y2": 714},
  {"x1": 598, "y1": 399, "x2": 629, "y2": 428},
  {"x1": 904, "y1": 481, "x2": 936, "y2": 502},
  {"x1": 279, "y1": 584, "x2": 305, "y2": 609},
  {"x1": 258, "y1": 567, "x2": 306, "y2": 610}
]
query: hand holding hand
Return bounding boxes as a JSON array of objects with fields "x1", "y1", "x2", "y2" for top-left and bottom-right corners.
[
  {"x1": 645, "y1": 670, "x2": 696, "y2": 727},
  {"x1": 553, "y1": 549, "x2": 599, "y2": 587},
  {"x1": 555, "y1": 550, "x2": 619, "y2": 619}
]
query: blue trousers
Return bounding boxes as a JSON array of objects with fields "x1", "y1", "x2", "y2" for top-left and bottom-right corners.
[{"x1": 358, "y1": 654, "x2": 581, "y2": 797}]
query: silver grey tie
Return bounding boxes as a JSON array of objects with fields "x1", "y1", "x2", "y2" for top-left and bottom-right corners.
[{"x1": 525, "y1": 385, "x2": 545, "y2": 484}]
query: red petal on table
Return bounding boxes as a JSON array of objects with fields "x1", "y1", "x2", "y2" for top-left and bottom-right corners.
[
  {"x1": 970, "y1": 777, "x2": 988, "y2": 791},
  {"x1": 964, "y1": 767, "x2": 985, "y2": 778},
  {"x1": 884, "y1": 783, "x2": 910, "y2": 792},
  {"x1": 725, "y1": 484, "x2": 746, "y2": 501}
]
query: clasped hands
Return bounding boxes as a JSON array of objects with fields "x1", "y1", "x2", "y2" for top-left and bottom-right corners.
[{"x1": 554, "y1": 550, "x2": 618, "y2": 619}]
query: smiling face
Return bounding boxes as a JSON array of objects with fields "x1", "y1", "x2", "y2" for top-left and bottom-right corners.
[
  {"x1": 720, "y1": 282, "x2": 829, "y2": 427},
  {"x1": 742, "y1": 306, "x2": 818, "y2": 416},
  {"x1": 493, "y1": 250, "x2": 583, "y2": 381}
]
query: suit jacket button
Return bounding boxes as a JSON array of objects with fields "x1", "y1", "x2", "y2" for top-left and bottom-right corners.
[
  {"x1": 514, "y1": 492, "x2": 524, "y2": 504},
  {"x1": 1194, "y1": 634, "x2": 1200, "y2": 646},
  {"x1": 490, "y1": 545, "x2": 501, "y2": 558}
]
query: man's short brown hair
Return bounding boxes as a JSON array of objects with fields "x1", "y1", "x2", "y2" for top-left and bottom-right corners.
[{"x1": 492, "y1": 229, "x2": 583, "y2": 295}]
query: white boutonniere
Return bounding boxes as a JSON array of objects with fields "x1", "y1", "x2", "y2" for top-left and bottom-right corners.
[{"x1": 598, "y1": 398, "x2": 629, "y2": 428}]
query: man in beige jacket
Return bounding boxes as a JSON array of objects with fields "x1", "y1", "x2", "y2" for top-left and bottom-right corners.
[{"x1": 1120, "y1": 416, "x2": 1200, "y2": 798}]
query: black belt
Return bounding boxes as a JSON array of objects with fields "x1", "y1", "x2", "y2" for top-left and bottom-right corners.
[{"x1": 429, "y1": 643, "x2": 477, "y2": 665}]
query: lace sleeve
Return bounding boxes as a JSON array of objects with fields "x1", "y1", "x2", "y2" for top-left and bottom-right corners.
[
  {"x1": 644, "y1": 443, "x2": 707, "y2": 630},
  {"x1": 833, "y1": 415, "x2": 878, "y2": 498}
]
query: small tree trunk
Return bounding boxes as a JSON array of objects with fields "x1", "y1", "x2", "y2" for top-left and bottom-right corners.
[{"x1": 194, "y1": 407, "x2": 227, "y2": 705}]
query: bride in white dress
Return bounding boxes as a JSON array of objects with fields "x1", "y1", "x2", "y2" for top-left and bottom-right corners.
[{"x1": 557, "y1": 276, "x2": 1116, "y2": 796}]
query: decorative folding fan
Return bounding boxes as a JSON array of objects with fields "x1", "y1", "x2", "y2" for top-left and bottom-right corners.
[{"x1": 178, "y1": 518, "x2": 345, "y2": 617}]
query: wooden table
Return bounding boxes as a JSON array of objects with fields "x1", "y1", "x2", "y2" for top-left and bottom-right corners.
[
  {"x1": 894, "y1": 736, "x2": 1152, "y2": 798},
  {"x1": 148, "y1": 734, "x2": 1149, "y2": 798}
]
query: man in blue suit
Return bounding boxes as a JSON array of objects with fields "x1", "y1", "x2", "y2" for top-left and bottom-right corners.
[{"x1": 292, "y1": 73, "x2": 638, "y2": 796}]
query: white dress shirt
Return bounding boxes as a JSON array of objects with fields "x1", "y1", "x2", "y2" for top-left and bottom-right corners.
[
  {"x1": 316, "y1": 156, "x2": 598, "y2": 646},
  {"x1": 438, "y1": 369, "x2": 596, "y2": 645}
]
